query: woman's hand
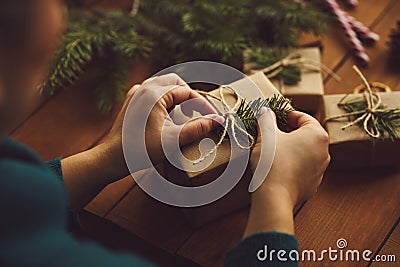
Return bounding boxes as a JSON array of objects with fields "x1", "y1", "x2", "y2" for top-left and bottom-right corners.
[
  {"x1": 244, "y1": 108, "x2": 330, "y2": 237},
  {"x1": 98, "y1": 73, "x2": 222, "y2": 182},
  {"x1": 62, "y1": 73, "x2": 222, "y2": 210}
]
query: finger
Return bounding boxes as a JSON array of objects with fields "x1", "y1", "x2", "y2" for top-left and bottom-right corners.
[
  {"x1": 141, "y1": 73, "x2": 216, "y2": 115},
  {"x1": 256, "y1": 107, "x2": 278, "y2": 141},
  {"x1": 178, "y1": 114, "x2": 225, "y2": 146},
  {"x1": 249, "y1": 107, "x2": 277, "y2": 192},
  {"x1": 143, "y1": 73, "x2": 186, "y2": 87},
  {"x1": 180, "y1": 92, "x2": 217, "y2": 117},
  {"x1": 163, "y1": 84, "x2": 217, "y2": 115},
  {"x1": 287, "y1": 110, "x2": 321, "y2": 129},
  {"x1": 126, "y1": 84, "x2": 141, "y2": 99}
]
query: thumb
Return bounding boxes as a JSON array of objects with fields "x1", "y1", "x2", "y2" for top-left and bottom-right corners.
[
  {"x1": 249, "y1": 107, "x2": 278, "y2": 193},
  {"x1": 256, "y1": 107, "x2": 278, "y2": 143},
  {"x1": 179, "y1": 114, "x2": 225, "y2": 146}
]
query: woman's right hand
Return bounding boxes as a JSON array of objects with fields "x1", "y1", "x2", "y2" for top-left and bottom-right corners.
[
  {"x1": 244, "y1": 108, "x2": 330, "y2": 237},
  {"x1": 250, "y1": 108, "x2": 331, "y2": 208}
]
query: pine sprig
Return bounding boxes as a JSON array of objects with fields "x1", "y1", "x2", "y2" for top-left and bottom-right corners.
[
  {"x1": 44, "y1": 1, "x2": 328, "y2": 111},
  {"x1": 40, "y1": 10, "x2": 151, "y2": 111},
  {"x1": 235, "y1": 95, "x2": 294, "y2": 139},
  {"x1": 245, "y1": 47, "x2": 302, "y2": 85},
  {"x1": 338, "y1": 97, "x2": 400, "y2": 141}
]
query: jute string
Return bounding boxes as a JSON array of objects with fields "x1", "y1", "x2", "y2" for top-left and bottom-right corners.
[
  {"x1": 193, "y1": 86, "x2": 255, "y2": 164},
  {"x1": 323, "y1": 65, "x2": 388, "y2": 139},
  {"x1": 251, "y1": 52, "x2": 341, "y2": 82}
]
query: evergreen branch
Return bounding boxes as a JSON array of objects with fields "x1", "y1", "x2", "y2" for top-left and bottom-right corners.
[
  {"x1": 246, "y1": 47, "x2": 302, "y2": 85},
  {"x1": 44, "y1": 1, "x2": 328, "y2": 111},
  {"x1": 40, "y1": 10, "x2": 151, "y2": 111},
  {"x1": 235, "y1": 95, "x2": 294, "y2": 139},
  {"x1": 338, "y1": 98, "x2": 400, "y2": 141}
]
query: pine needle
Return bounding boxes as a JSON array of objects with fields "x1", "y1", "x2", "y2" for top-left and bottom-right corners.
[
  {"x1": 338, "y1": 98, "x2": 400, "y2": 141},
  {"x1": 233, "y1": 95, "x2": 294, "y2": 140}
]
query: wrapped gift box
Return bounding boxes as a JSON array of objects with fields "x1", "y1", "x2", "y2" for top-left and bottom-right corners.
[
  {"x1": 161, "y1": 72, "x2": 289, "y2": 227},
  {"x1": 245, "y1": 47, "x2": 325, "y2": 114},
  {"x1": 271, "y1": 47, "x2": 324, "y2": 114},
  {"x1": 322, "y1": 92, "x2": 400, "y2": 170}
]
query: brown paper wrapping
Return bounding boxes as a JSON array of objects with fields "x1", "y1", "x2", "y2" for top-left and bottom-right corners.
[
  {"x1": 162, "y1": 72, "x2": 285, "y2": 227},
  {"x1": 322, "y1": 92, "x2": 400, "y2": 170},
  {"x1": 244, "y1": 47, "x2": 324, "y2": 114}
]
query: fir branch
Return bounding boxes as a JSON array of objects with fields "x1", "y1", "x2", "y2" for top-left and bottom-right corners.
[
  {"x1": 246, "y1": 47, "x2": 301, "y2": 85},
  {"x1": 40, "y1": 10, "x2": 151, "y2": 111},
  {"x1": 44, "y1": 1, "x2": 328, "y2": 111},
  {"x1": 338, "y1": 97, "x2": 400, "y2": 141},
  {"x1": 235, "y1": 95, "x2": 294, "y2": 139}
]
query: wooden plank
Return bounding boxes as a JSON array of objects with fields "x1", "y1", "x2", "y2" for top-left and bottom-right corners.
[
  {"x1": 12, "y1": 61, "x2": 152, "y2": 160},
  {"x1": 370, "y1": 221, "x2": 400, "y2": 267},
  {"x1": 105, "y1": 180, "x2": 195, "y2": 254},
  {"x1": 84, "y1": 175, "x2": 135, "y2": 217},
  {"x1": 177, "y1": 209, "x2": 249, "y2": 267},
  {"x1": 295, "y1": 169, "x2": 400, "y2": 267},
  {"x1": 11, "y1": 68, "x2": 117, "y2": 160},
  {"x1": 298, "y1": 0, "x2": 393, "y2": 87},
  {"x1": 324, "y1": 0, "x2": 400, "y2": 94}
]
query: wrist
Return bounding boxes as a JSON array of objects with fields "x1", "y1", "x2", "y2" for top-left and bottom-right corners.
[
  {"x1": 89, "y1": 143, "x2": 130, "y2": 184},
  {"x1": 244, "y1": 184, "x2": 295, "y2": 238},
  {"x1": 254, "y1": 183, "x2": 297, "y2": 211}
]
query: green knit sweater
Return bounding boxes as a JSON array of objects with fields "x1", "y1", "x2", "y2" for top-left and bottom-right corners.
[{"x1": 0, "y1": 138, "x2": 298, "y2": 267}]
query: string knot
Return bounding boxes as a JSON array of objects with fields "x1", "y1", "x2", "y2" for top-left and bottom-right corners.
[
  {"x1": 323, "y1": 65, "x2": 390, "y2": 139},
  {"x1": 194, "y1": 86, "x2": 255, "y2": 165}
]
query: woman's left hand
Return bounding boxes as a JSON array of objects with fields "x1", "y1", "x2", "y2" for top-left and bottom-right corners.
[{"x1": 97, "y1": 73, "x2": 223, "y2": 183}]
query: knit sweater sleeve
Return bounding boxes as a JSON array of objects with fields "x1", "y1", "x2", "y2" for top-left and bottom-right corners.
[
  {"x1": 225, "y1": 232, "x2": 299, "y2": 267},
  {"x1": 47, "y1": 158, "x2": 63, "y2": 179},
  {"x1": 46, "y1": 158, "x2": 80, "y2": 231}
]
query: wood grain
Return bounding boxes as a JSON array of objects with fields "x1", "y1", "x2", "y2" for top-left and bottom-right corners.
[
  {"x1": 84, "y1": 175, "x2": 135, "y2": 217},
  {"x1": 11, "y1": 68, "x2": 116, "y2": 160},
  {"x1": 177, "y1": 208, "x2": 250, "y2": 267},
  {"x1": 106, "y1": 183, "x2": 195, "y2": 253},
  {"x1": 295, "y1": 169, "x2": 400, "y2": 267},
  {"x1": 370, "y1": 221, "x2": 400, "y2": 267}
]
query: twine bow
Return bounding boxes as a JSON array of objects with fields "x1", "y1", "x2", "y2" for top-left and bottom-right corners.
[
  {"x1": 323, "y1": 65, "x2": 388, "y2": 139},
  {"x1": 251, "y1": 52, "x2": 341, "y2": 82},
  {"x1": 194, "y1": 86, "x2": 255, "y2": 164}
]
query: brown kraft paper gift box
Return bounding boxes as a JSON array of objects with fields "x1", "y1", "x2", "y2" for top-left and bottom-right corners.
[
  {"x1": 322, "y1": 92, "x2": 400, "y2": 170},
  {"x1": 160, "y1": 72, "x2": 287, "y2": 227},
  {"x1": 270, "y1": 47, "x2": 324, "y2": 114}
]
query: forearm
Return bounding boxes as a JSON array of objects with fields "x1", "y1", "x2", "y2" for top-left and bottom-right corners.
[
  {"x1": 61, "y1": 143, "x2": 129, "y2": 210},
  {"x1": 244, "y1": 184, "x2": 295, "y2": 238}
]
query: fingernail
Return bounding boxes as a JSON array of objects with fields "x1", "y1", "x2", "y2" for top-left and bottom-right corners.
[{"x1": 259, "y1": 107, "x2": 270, "y2": 116}]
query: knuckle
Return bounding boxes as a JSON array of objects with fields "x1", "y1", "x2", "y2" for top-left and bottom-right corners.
[
  {"x1": 316, "y1": 129, "x2": 329, "y2": 144},
  {"x1": 161, "y1": 73, "x2": 182, "y2": 84}
]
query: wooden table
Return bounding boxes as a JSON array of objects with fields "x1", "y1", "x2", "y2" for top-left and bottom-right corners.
[{"x1": 12, "y1": 0, "x2": 400, "y2": 266}]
